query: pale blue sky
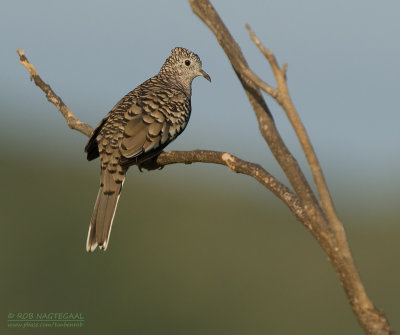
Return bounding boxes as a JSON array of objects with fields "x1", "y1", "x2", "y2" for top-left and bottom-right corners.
[{"x1": 1, "y1": 0, "x2": 399, "y2": 200}]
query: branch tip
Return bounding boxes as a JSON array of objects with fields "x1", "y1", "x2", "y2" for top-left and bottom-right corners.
[
  {"x1": 17, "y1": 49, "x2": 93, "y2": 137},
  {"x1": 282, "y1": 63, "x2": 288, "y2": 80},
  {"x1": 17, "y1": 48, "x2": 38, "y2": 79}
]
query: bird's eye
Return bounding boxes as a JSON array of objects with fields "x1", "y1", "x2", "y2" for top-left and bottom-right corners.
[{"x1": 185, "y1": 60, "x2": 191, "y2": 66}]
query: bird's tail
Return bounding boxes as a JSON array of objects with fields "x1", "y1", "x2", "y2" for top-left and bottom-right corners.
[{"x1": 86, "y1": 170, "x2": 125, "y2": 252}]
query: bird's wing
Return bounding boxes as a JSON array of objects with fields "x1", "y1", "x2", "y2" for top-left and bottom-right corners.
[
  {"x1": 119, "y1": 91, "x2": 189, "y2": 161},
  {"x1": 120, "y1": 113, "x2": 168, "y2": 158},
  {"x1": 119, "y1": 100, "x2": 172, "y2": 160},
  {"x1": 85, "y1": 92, "x2": 137, "y2": 161}
]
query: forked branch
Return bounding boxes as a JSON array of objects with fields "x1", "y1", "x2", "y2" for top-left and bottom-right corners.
[
  {"x1": 188, "y1": 0, "x2": 393, "y2": 334},
  {"x1": 245, "y1": 25, "x2": 342, "y2": 237}
]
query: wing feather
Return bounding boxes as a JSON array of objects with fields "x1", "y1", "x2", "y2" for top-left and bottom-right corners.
[{"x1": 120, "y1": 115, "x2": 165, "y2": 158}]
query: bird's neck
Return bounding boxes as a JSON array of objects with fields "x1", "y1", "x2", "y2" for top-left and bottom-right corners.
[{"x1": 157, "y1": 71, "x2": 192, "y2": 98}]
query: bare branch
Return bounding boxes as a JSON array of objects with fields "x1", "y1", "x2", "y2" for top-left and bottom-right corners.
[
  {"x1": 243, "y1": 26, "x2": 386, "y2": 333},
  {"x1": 155, "y1": 150, "x2": 307, "y2": 223},
  {"x1": 240, "y1": 66, "x2": 278, "y2": 98},
  {"x1": 189, "y1": 0, "x2": 393, "y2": 333},
  {"x1": 245, "y1": 25, "x2": 344, "y2": 240},
  {"x1": 246, "y1": 24, "x2": 286, "y2": 89},
  {"x1": 17, "y1": 49, "x2": 94, "y2": 138},
  {"x1": 243, "y1": 24, "x2": 364, "y2": 290},
  {"x1": 188, "y1": 0, "x2": 328, "y2": 240}
]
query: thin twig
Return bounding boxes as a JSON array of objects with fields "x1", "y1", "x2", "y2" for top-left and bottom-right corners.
[{"x1": 17, "y1": 49, "x2": 94, "y2": 137}]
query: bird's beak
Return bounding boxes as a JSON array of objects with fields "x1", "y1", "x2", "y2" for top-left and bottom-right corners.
[{"x1": 199, "y1": 69, "x2": 211, "y2": 82}]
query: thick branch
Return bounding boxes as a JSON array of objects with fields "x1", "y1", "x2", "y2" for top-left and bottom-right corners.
[{"x1": 17, "y1": 49, "x2": 94, "y2": 137}]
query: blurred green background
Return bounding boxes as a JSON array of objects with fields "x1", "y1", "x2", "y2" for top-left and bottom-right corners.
[
  {"x1": 2, "y1": 0, "x2": 400, "y2": 334},
  {"x1": 2, "y1": 136, "x2": 399, "y2": 334}
]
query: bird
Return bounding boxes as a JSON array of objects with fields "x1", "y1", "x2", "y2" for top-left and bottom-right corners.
[{"x1": 84, "y1": 47, "x2": 211, "y2": 252}]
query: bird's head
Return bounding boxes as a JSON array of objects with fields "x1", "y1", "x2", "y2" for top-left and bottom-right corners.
[{"x1": 160, "y1": 47, "x2": 211, "y2": 84}]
